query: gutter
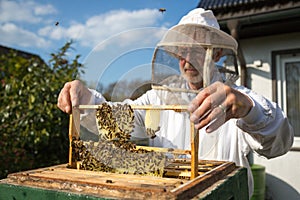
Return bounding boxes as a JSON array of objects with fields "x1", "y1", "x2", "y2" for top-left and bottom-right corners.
[{"x1": 217, "y1": 4, "x2": 300, "y2": 25}]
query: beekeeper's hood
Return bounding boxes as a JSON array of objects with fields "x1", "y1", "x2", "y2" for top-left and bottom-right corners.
[{"x1": 151, "y1": 8, "x2": 239, "y2": 89}]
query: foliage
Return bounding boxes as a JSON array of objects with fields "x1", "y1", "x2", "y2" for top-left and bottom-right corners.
[{"x1": 0, "y1": 41, "x2": 84, "y2": 179}]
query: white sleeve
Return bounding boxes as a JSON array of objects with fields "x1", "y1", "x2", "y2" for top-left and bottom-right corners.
[
  {"x1": 235, "y1": 86, "x2": 294, "y2": 158},
  {"x1": 79, "y1": 89, "x2": 107, "y2": 134},
  {"x1": 88, "y1": 89, "x2": 106, "y2": 105}
]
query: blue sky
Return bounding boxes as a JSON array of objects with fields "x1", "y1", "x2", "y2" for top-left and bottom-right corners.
[{"x1": 0, "y1": 0, "x2": 200, "y2": 88}]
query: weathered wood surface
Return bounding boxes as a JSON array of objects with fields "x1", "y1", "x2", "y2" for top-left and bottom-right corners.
[{"x1": 1, "y1": 162, "x2": 237, "y2": 200}]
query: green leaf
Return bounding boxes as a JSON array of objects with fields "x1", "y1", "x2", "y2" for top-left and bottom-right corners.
[{"x1": 29, "y1": 94, "x2": 35, "y2": 103}]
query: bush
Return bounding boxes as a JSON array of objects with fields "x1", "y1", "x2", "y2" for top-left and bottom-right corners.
[{"x1": 0, "y1": 41, "x2": 84, "y2": 178}]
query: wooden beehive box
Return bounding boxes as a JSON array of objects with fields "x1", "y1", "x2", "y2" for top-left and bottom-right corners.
[
  {"x1": 1, "y1": 162, "x2": 243, "y2": 200},
  {"x1": 0, "y1": 104, "x2": 249, "y2": 199}
]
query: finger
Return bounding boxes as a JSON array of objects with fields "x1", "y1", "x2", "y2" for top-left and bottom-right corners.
[
  {"x1": 188, "y1": 84, "x2": 217, "y2": 113},
  {"x1": 205, "y1": 105, "x2": 229, "y2": 133},
  {"x1": 69, "y1": 81, "x2": 80, "y2": 107},
  {"x1": 193, "y1": 109, "x2": 213, "y2": 129},
  {"x1": 193, "y1": 103, "x2": 225, "y2": 130},
  {"x1": 190, "y1": 88, "x2": 226, "y2": 123},
  {"x1": 57, "y1": 82, "x2": 72, "y2": 113},
  {"x1": 206, "y1": 117, "x2": 226, "y2": 133},
  {"x1": 190, "y1": 96, "x2": 214, "y2": 123}
]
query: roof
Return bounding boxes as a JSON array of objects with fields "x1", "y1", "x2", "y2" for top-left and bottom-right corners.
[
  {"x1": 197, "y1": 0, "x2": 300, "y2": 38},
  {"x1": 199, "y1": 0, "x2": 264, "y2": 9},
  {"x1": 198, "y1": 0, "x2": 300, "y2": 14},
  {"x1": 0, "y1": 44, "x2": 44, "y2": 61}
]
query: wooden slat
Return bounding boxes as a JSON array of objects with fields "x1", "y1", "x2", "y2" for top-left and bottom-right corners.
[
  {"x1": 78, "y1": 104, "x2": 189, "y2": 112},
  {"x1": 190, "y1": 122, "x2": 199, "y2": 179},
  {"x1": 164, "y1": 169, "x2": 206, "y2": 178},
  {"x1": 68, "y1": 113, "x2": 80, "y2": 168},
  {"x1": 68, "y1": 115, "x2": 73, "y2": 166},
  {"x1": 151, "y1": 85, "x2": 200, "y2": 94},
  {"x1": 135, "y1": 146, "x2": 191, "y2": 155}
]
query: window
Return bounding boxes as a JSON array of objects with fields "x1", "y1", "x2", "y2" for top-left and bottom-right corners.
[{"x1": 273, "y1": 49, "x2": 300, "y2": 149}]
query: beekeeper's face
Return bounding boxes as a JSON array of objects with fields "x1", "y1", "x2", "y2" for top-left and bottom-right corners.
[
  {"x1": 177, "y1": 47, "x2": 206, "y2": 84},
  {"x1": 178, "y1": 47, "x2": 223, "y2": 85}
]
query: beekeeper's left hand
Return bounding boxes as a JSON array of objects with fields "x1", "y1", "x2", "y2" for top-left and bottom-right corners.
[{"x1": 188, "y1": 81, "x2": 253, "y2": 132}]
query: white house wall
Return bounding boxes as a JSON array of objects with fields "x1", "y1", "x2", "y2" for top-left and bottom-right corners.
[{"x1": 240, "y1": 32, "x2": 300, "y2": 199}]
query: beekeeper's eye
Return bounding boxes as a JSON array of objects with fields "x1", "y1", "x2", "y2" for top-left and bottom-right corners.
[{"x1": 176, "y1": 47, "x2": 206, "y2": 59}]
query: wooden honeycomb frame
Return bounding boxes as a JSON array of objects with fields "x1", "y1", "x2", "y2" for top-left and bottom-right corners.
[{"x1": 69, "y1": 104, "x2": 200, "y2": 179}]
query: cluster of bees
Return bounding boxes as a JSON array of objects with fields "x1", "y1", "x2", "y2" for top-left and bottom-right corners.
[
  {"x1": 72, "y1": 103, "x2": 166, "y2": 176},
  {"x1": 96, "y1": 103, "x2": 134, "y2": 142},
  {"x1": 72, "y1": 139, "x2": 114, "y2": 172}
]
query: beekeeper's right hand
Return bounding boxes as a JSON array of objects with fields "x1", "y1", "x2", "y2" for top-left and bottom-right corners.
[{"x1": 57, "y1": 80, "x2": 92, "y2": 114}]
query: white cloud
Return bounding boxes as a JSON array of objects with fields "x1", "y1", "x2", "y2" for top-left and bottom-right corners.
[
  {"x1": 0, "y1": 1, "x2": 165, "y2": 58},
  {"x1": 0, "y1": 0, "x2": 56, "y2": 49},
  {"x1": 39, "y1": 25, "x2": 66, "y2": 40},
  {"x1": 0, "y1": 23, "x2": 50, "y2": 48},
  {"x1": 0, "y1": 0, "x2": 57, "y2": 23},
  {"x1": 40, "y1": 9, "x2": 164, "y2": 48},
  {"x1": 34, "y1": 4, "x2": 57, "y2": 15}
]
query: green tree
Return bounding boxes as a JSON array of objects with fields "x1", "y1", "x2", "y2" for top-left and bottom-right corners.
[{"x1": 0, "y1": 41, "x2": 84, "y2": 178}]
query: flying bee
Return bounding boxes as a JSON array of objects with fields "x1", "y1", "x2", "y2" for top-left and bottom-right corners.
[{"x1": 159, "y1": 8, "x2": 166, "y2": 13}]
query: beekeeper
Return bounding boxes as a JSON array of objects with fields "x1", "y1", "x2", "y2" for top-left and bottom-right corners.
[{"x1": 57, "y1": 8, "x2": 294, "y2": 197}]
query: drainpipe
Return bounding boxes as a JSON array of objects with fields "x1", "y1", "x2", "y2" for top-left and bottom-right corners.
[{"x1": 226, "y1": 20, "x2": 248, "y2": 87}]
